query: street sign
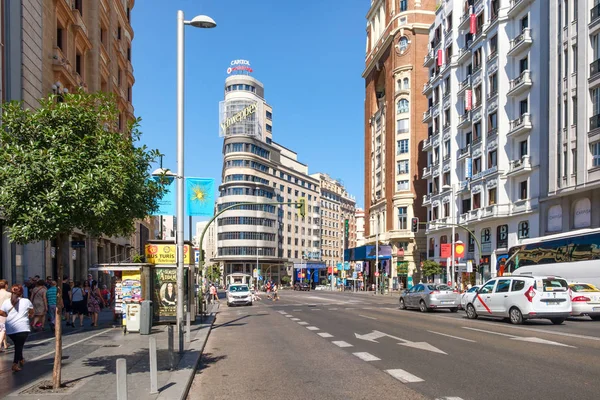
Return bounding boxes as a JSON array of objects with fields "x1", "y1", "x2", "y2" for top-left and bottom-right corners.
[
  {"x1": 355, "y1": 262, "x2": 363, "y2": 272},
  {"x1": 344, "y1": 261, "x2": 350, "y2": 270},
  {"x1": 374, "y1": 271, "x2": 380, "y2": 277},
  {"x1": 253, "y1": 269, "x2": 258, "y2": 278},
  {"x1": 352, "y1": 271, "x2": 357, "y2": 279},
  {"x1": 71, "y1": 240, "x2": 85, "y2": 248},
  {"x1": 467, "y1": 260, "x2": 473, "y2": 273}
]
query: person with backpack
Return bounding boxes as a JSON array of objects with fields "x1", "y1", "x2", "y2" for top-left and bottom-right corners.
[
  {"x1": 69, "y1": 281, "x2": 86, "y2": 328},
  {"x1": 0, "y1": 284, "x2": 34, "y2": 372}
]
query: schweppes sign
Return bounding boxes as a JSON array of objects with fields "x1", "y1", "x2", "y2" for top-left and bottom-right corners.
[
  {"x1": 221, "y1": 103, "x2": 257, "y2": 132},
  {"x1": 145, "y1": 244, "x2": 192, "y2": 265}
]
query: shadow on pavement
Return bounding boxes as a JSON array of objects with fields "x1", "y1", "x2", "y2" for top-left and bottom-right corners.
[
  {"x1": 195, "y1": 352, "x2": 227, "y2": 375},
  {"x1": 82, "y1": 348, "x2": 180, "y2": 374}
]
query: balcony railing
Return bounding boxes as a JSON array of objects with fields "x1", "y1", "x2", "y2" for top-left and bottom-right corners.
[
  {"x1": 510, "y1": 70, "x2": 530, "y2": 90},
  {"x1": 591, "y1": 3, "x2": 600, "y2": 24},
  {"x1": 459, "y1": 145, "x2": 470, "y2": 156},
  {"x1": 590, "y1": 114, "x2": 600, "y2": 131},
  {"x1": 472, "y1": 136, "x2": 482, "y2": 146},
  {"x1": 423, "y1": 108, "x2": 432, "y2": 121},
  {"x1": 487, "y1": 50, "x2": 497, "y2": 61},
  {"x1": 458, "y1": 76, "x2": 471, "y2": 91},
  {"x1": 510, "y1": 114, "x2": 530, "y2": 131},
  {"x1": 590, "y1": 59, "x2": 600, "y2": 78},
  {"x1": 472, "y1": 64, "x2": 482, "y2": 75},
  {"x1": 487, "y1": 127, "x2": 498, "y2": 137}
]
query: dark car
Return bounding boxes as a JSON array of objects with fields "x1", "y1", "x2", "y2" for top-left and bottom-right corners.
[{"x1": 294, "y1": 282, "x2": 310, "y2": 291}]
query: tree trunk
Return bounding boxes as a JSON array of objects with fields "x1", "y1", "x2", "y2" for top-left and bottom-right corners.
[{"x1": 52, "y1": 233, "x2": 66, "y2": 389}]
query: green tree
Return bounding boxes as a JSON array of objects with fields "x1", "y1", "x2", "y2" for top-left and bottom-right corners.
[
  {"x1": 281, "y1": 275, "x2": 291, "y2": 286},
  {"x1": 421, "y1": 260, "x2": 443, "y2": 280},
  {"x1": 0, "y1": 92, "x2": 165, "y2": 388},
  {"x1": 205, "y1": 264, "x2": 221, "y2": 283}
]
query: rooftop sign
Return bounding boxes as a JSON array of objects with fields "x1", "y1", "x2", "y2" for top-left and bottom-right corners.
[{"x1": 227, "y1": 59, "x2": 253, "y2": 75}]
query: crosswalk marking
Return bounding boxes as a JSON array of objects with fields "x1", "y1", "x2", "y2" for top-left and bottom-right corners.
[
  {"x1": 353, "y1": 352, "x2": 380, "y2": 362},
  {"x1": 435, "y1": 397, "x2": 464, "y2": 400},
  {"x1": 284, "y1": 315, "x2": 293, "y2": 317},
  {"x1": 290, "y1": 318, "x2": 300, "y2": 321},
  {"x1": 317, "y1": 332, "x2": 333, "y2": 338},
  {"x1": 386, "y1": 369, "x2": 424, "y2": 383},
  {"x1": 297, "y1": 321, "x2": 309, "y2": 325},
  {"x1": 332, "y1": 341, "x2": 353, "y2": 348}
]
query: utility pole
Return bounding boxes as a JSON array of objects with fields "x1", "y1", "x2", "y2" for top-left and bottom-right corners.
[{"x1": 375, "y1": 216, "x2": 379, "y2": 295}]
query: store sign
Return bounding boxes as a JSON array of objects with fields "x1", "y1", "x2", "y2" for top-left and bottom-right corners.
[
  {"x1": 145, "y1": 244, "x2": 192, "y2": 265},
  {"x1": 220, "y1": 103, "x2": 257, "y2": 132},
  {"x1": 573, "y1": 198, "x2": 591, "y2": 229},
  {"x1": 355, "y1": 261, "x2": 363, "y2": 273},
  {"x1": 227, "y1": 59, "x2": 253, "y2": 74}
]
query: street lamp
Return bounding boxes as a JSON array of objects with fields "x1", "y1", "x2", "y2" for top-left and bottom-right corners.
[{"x1": 175, "y1": 10, "x2": 216, "y2": 354}]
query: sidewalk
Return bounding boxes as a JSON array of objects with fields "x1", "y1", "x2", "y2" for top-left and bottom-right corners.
[{"x1": 5, "y1": 304, "x2": 217, "y2": 400}]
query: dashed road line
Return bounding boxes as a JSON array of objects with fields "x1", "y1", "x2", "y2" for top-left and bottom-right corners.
[
  {"x1": 386, "y1": 369, "x2": 424, "y2": 383},
  {"x1": 353, "y1": 352, "x2": 380, "y2": 362},
  {"x1": 359, "y1": 314, "x2": 377, "y2": 320},
  {"x1": 329, "y1": 308, "x2": 339, "y2": 311},
  {"x1": 311, "y1": 308, "x2": 321, "y2": 311},
  {"x1": 317, "y1": 332, "x2": 333, "y2": 338},
  {"x1": 427, "y1": 330, "x2": 476, "y2": 343},
  {"x1": 292, "y1": 309, "x2": 302, "y2": 312},
  {"x1": 306, "y1": 326, "x2": 320, "y2": 331},
  {"x1": 297, "y1": 321, "x2": 309, "y2": 325},
  {"x1": 332, "y1": 341, "x2": 353, "y2": 348},
  {"x1": 290, "y1": 318, "x2": 301, "y2": 321},
  {"x1": 284, "y1": 314, "x2": 293, "y2": 317}
]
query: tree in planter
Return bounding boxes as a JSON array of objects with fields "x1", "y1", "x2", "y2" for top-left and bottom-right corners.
[
  {"x1": 0, "y1": 92, "x2": 165, "y2": 389},
  {"x1": 421, "y1": 260, "x2": 443, "y2": 282},
  {"x1": 281, "y1": 275, "x2": 291, "y2": 286}
]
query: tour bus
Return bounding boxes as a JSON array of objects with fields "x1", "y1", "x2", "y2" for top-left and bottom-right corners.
[{"x1": 504, "y1": 228, "x2": 600, "y2": 287}]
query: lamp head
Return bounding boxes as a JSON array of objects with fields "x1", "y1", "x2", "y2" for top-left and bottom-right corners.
[{"x1": 188, "y1": 15, "x2": 217, "y2": 29}]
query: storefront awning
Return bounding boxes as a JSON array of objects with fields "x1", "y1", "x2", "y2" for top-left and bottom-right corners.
[{"x1": 344, "y1": 245, "x2": 392, "y2": 261}]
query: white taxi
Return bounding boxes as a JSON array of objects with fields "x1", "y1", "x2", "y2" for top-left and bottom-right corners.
[
  {"x1": 226, "y1": 284, "x2": 253, "y2": 307},
  {"x1": 464, "y1": 275, "x2": 572, "y2": 325},
  {"x1": 569, "y1": 283, "x2": 600, "y2": 321}
]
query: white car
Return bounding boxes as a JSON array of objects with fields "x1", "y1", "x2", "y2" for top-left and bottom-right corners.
[
  {"x1": 464, "y1": 275, "x2": 572, "y2": 325},
  {"x1": 569, "y1": 283, "x2": 600, "y2": 321},
  {"x1": 226, "y1": 284, "x2": 253, "y2": 307},
  {"x1": 460, "y1": 285, "x2": 481, "y2": 310}
]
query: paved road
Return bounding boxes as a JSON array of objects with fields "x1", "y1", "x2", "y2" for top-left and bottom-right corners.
[{"x1": 190, "y1": 290, "x2": 600, "y2": 400}]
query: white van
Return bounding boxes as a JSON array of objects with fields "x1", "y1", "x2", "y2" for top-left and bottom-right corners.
[{"x1": 464, "y1": 275, "x2": 572, "y2": 325}]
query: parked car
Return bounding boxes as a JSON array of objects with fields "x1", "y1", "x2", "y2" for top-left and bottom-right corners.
[
  {"x1": 460, "y1": 285, "x2": 481, "y2": 310},
  {"x1": 294, "y1": 282, "x2": 310, "y2": 291},
  {"x1": 226, "y1": 284, "x2": 253, "y2": 307},
  {"x1": 464, "y1": 275, "x2": 572, "y2": 325},
  {"x1": 399, "y1": 283, "x2": 460, "y2": 312},
  {"x1": 569, "y1": 283, "x2": 600, "y2": 321}
]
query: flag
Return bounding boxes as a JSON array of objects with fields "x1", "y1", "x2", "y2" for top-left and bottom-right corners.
[
  {"x1": 465, "y1": 89, "x2": 472, "y2": 110},
  {"x1": 152, "y1": 176, "x2": 176, "y2": 216},
  {"x1": 186, "y1": 178, "x2": 215, "y2": 216},
  {"x1": 437, "y1": 49, "x2": 443, "y2": 66},
  {"x1": 470, "y1": 14, "x2": 476, "y2": 34}
]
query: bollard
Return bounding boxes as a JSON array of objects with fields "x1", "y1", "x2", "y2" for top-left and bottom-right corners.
[
  {"x1": 186, "y1": 312, "x2": 191, "y2": 343},
  {"x1": 116, "y1": 358, "x2": 128, "y2": 400},
  {"x1": 149, "y1": 337, "x2": 158, "y2": 394},
  {"x1": 168, "y1": 325, "x2": 176, "y2": 370}
]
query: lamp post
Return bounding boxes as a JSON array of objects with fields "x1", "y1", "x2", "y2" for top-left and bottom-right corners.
[{"x1": 176, "y1": 10, "x2": 216, "y2": 354}]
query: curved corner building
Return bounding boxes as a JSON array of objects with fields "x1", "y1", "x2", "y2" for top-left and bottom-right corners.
[{"x1": 215, "y1": 72, "x2": 322, "y2": 285}]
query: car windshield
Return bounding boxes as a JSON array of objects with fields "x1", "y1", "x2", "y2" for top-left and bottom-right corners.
[
  {"x1": 229, "y1": 285, "x2": 249, "y2": 293},
  {"x1": 427, "y1": 284, "x2": 452, "y2": 291},
  {"x1": 570, "y1": 283, "x2": 600, "y2": 292},
  {"x1": 467, "y1": 286, "x2": 479, "y2": 293}
]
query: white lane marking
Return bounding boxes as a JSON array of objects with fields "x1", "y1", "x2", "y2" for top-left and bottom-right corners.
[
  {"x1": 435, "y1": 397, "x2": 465, "y2": 400},
  {"x1": 463, "y1": 327, "x2": 575, "y2": 348},
  {"x1": 332, "y1": 341, "x2": 353, "y2": 348},
  {"x1": 306, "y1": 326, "x2": 320, "y2": 331},
  {"x1": 386, "y1": 369, "x2": 424, "y2": 383},
  {"x1": 353, "y1": 352, "x2": 381, "y2": 362},
  {"x1": 362, "y1": 307, "x2": 374, "y2": 310},
  {"x1": 290, "y1": 318, "x2": 301, "y2": 321},
  {"x1": 345, "y1": 308, "x2": 356, "y2": 310},
  {"x1": 318, "y1": 332, "x2": 333, "y2": 338},
  {"x1": 297, "y1": 321, "x2": 309, "y2": 325},
  {"x1": 277, "y1": 310, "x2": 287, "y2": 314},
  {"x1": 26, "y1": 329, "x2": 85, "y2": 347},
  {"x1": 284, "y1": 315, "x2": 293, "y2": 317},
  {"x1": 463, "y1": 327, "x2": 515, "y2": 337},
  {"x1": 307, "y1": 295, "x2": 337, "y2": 301},
  {"x1": 359, "y1": 314, "x2": 377, "y2": 320},
  {"x1": 329, "y1": 308, "x2": 339, "y2": 311},
  {"x1": 292, "y1": 309, "x2": 302, "y2": 312},
  {"x1": 32, "y1": 329, "x2": 113, "y2": 361},
  {"x1": 311, "y1": 308, "x2": 321, "y2": 311},
  {"x1": 427, "y1": 330, "x2": 477, "y2": 343}
]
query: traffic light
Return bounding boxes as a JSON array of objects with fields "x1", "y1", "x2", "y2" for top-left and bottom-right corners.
[
  {"x1": 298, "y1": 197, "x2": 306, "y2": 217},
  {"x1": 411, "y1": 217, "x2": 419, "y2": 233}
]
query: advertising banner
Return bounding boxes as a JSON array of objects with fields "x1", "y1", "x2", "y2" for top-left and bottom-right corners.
[
  {"x1": 145, "y1": 243, "x2": 192, "y2": 265},
  {"x1": 219, "y1": 99, "x2": 262, "y2": 138},
  {"x1": 152, "y1": 176, "x2": 176, "y2": 216},
  {"x1": 153, "y1": 267, "x2": 178, "y2": 319},
  {"x1": 186, "y1": 177, "x2": 215, "y2": 216},
  {"x1": 121, "y1": 270, "x2": 142, "y2": 303}
]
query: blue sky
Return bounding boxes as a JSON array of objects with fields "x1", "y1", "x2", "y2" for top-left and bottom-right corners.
[{"x1": 132, "y1": 0, "x2": 368, "y2": 229}]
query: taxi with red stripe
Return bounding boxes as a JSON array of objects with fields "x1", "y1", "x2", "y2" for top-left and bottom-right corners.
[{"x1": 464, "y1": 275, "x2": 572, "y2": 325}]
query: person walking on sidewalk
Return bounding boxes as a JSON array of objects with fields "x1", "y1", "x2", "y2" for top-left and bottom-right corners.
[
  {"x1": 30, "y1": 280, "x2": 47, "y2": 331},
  {"x1": 87, "y1": 281, "x2": 105, "y2": 327},
  {"x1": 0, "y1": 284, "x2": 34, "y2": 372},
  {"x1": 0, "y1": 280, "x2": 12, "y2": 352},
  {"x1": 69, "y1": 281, "x2": 86, "y2": 328},
  {"x1": 46, "y1": 280, "x2": 58, "y2": 332},
  {"x1": 209, "y1": 284, "x2": 219, "y2": 304},
  {"x1": 272, "y1": 284, "x2": 279, "y2": 301}
]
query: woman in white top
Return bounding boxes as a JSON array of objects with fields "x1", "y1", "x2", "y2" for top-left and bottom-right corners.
[
  {"x1": 0, "y1": 284, "x2": 34, "y2": 372},
  {"x1": 0, "y1": 279, "x2": 12, "y2": 351}
]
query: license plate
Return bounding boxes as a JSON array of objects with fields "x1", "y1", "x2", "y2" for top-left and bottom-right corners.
[
  {"x1": 593, "y1": 307, "x2": 600, "y2": 311},
  {"x1": 546, "y1": 301, "x2": 560, "y2": 305},
  {"x1": 441, "y1": 301, "x2": 453, "y2": 304}
]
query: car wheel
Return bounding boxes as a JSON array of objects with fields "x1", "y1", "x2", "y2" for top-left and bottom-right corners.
[
  {"x1": 419, "y1": 300, "x2": 429, "y2": 313},
  {"x1": 227, "y1": 303, "x2": 231, "y2": 307},
  {"x1": 591, "y1": 316, "x2": 600, "y2": 321},
  {"x1": 550, "y1": 318, "x2": 565, "y2": 325},
  {"x1": 466, "y1": 304, "x2": 478, "y2": 319},
  {"x1": 399, "y1": 298, "x2": 406, "y2": 310},
  {"x1": 450, "y1": 307, "x2": 458, "y2": 313},
  {"x1": 249, "y1": 302, "x2": 253, "y2": 307},
  {"x1": 509, "y1": 307, "x2": 524, "y2": 325}
]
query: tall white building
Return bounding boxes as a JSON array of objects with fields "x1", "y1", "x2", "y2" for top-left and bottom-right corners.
[
  {"x1": 423, "y1": 0, "x2": 548, "y2": 281},
  {"x1": 195, "y1": 221, "x2": 217, "y2": 264},
  {"x1": 355, "y1": 208, "x2": 366, "y2": 246}
]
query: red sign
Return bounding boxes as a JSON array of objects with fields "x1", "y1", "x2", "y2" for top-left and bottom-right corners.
[
  {"x1": 397, "y1": 248, "x2": 405, "y2": 257},
  {"x1": 465, "y1": 89, "x2": 472, "y2": 111},
  {"x1": 470, "y1": 14, "x2": 476, "y2": 34},
  {"x1": 374, "y1": 272, "x2": 380, "y2": 277},
  {"x1": 437, "y1": 49, "x2": 443, "y2": 66},
  {"x1": 441, "y1": 243, "x2": 452, "y2": 258},
  {"x1": 455, "y1": 243, "x2": 465, "y2": 258}
]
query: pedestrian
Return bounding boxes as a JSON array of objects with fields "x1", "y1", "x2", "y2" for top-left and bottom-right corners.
[
  {"x1": 46, "y1": 280, "x2": 58, "y2": 331},
  {"x1": 45, "y1": 276, "x2": 52, "y2": 289},
  {"x1": 272, "y1": 284, "x2": 279, "y2": 301},
  {"x1": 30, "y1": 280, "x2": 47, "y2": 331},
  {"x1": 0, "y1": 279, "x2": 12, "y2": 352},
  {"x1": 69, "y1": 281, "x2": 85, "y2": 328},
  {"x1": 87, "y1": 281, "x2": 105, "y2": 327},
  {"x1": 101, "y1": 285, "x2": 110, "y2": 307},
  {"x1": 0, "y1": 284, "x2": 34, "y2": 372},
  {"x1": 266, "y1": 282, "x2": 272, "y2": 299},
  {"x1": 86, "y1": 274, "x2": 94, "y2": 288},
  {"x1": 209, "y1": 284, "x2": 219, "y2": 304},
  {"x1": 62, "y1": 275, "x2": 72, "y2": 322}
]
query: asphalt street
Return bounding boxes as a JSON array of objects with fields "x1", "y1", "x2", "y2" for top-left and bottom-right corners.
[{"x1": 190, "y1": 290, "x2": 600, "y2": 400}]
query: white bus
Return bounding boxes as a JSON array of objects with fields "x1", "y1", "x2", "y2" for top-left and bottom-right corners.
[
  {"x1": 504, "y1": 228, "x2": 600, "y2": 287},
  {"x1": 226, "y1": 273, "x2": 253, "y2": 288}
]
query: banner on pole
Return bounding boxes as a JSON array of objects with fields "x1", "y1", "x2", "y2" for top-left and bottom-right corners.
[
  {"x1": 186, "y1": 178, "x2": 215, "y2": 216},
  {"x1": 152, "y1": 177, "x2": 176, "y2": 216}
]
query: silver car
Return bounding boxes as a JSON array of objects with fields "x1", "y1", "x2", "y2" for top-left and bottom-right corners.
[{"x1": 399, "y1": 283, "x2": 460, "y2": 312}]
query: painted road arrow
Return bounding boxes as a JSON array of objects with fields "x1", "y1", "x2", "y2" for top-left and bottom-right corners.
[{"x1": 355, "y1": 330, "x2": 447, "y2": 355}]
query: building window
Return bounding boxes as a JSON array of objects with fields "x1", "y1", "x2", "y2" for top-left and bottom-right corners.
[
  {"x1": 488, "y1": 188, "x2": 497, "y2": 205},
  {"x1": 519, "y1": 180, "x2": 528, "y2": 200},
  {"x1": 473, "y1": 157, "x2": 482, "y2": 175},
  {"x1": 520, "y1": 140, "x2": 528, "y2": 157},
  {"x1": 397, "y1": 180, "x2": 409, "y2": 191},
  {"x1": 117, "y1": 26, "x2": 122, "y2": 40},
  {"x1": 488, "y1": 150, "x2": 497, "y2": 168},
  {"x1": 400, "y1": 0, "x2": 408, "y2": 12},
  {"x1": 266, "y1": 124, "x2": 272, "y2": 133},
  {"x1": 397, "y1": 118, "x2": 409, "y2": 133},
  {"x1": 518, "y1": 221, "x2": 530, "y2": 239},
  {"x1": 397, "y1": 99, "x2": 409, "y2": 114},
  {"x1": 473, "y1": 192, "x2": 481, "y2": 209},
  {"x1": 591, "y1": 142, "x2": 600, "y2": 167},
  {"x1": 489, "y1": 73, "x2": 497, "y2": 96},
  {"x1": 266, "y1": 111, "x2": 272, "y2": 120},
  {"x1": 397, "y1": 139, "x2": 409, "y2": 154},
  {"x1": 488, "y1": 112, "x2": 497, "y2": 132},
  {"x1": 403, "y1": 77, "x2": 409, "y2": 89},
  {"x1": 397, "y1": 160, "x2": 409, "y2": 174},
  {"x1": 397, "y1": 207, "x2": 408, "y2": 230},
  {"x1": 497, "y1": 224, "x2": 508, "y2": 248},
  {"x1": 519, "y1": 56, "x2": 528, "y2": 73},
  {"x1": 76, "y1": 52, "x2": 82, "y2": 76},
  {"x1": 127, "y1": 47, "x2": 131, "y2": 61},
  {"x1": 57, "y1": 26, "x2": 64, "y2": 51},
  {"x1": 520, "y1": 99, "x2": 528, "y2": 115},
  {"x1": 74, "y1": 0, "x2": 83, "y2": 15}
]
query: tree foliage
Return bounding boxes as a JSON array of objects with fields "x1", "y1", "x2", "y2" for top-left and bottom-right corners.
[
  {"x1": 0, "y1": 92, "x2": 165, "y2": 243},
  {"x1": 205, "y1": 264, "x2": 221, "y2": 283},
  {"x1": 421, "y1": 260, "x2": 443, "y2": 279}
]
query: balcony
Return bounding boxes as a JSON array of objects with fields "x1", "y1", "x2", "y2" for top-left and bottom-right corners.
[
  {"x1": 423, "y1": 194, "x2": 432, "y2": 205},
  {"x1": 423, "y1": 107, "x2": 433, "y2": 122},
  {"x1": 472, "y1": 27, "x2": 486, "y2": 45},
  {"x1": 443, "y1": 153, "x2": 451, "y2": 161},
  {"x1": 471, "y1": 136, "x2": 482, "y2": 147},
  {"x1": 485, "y1": 14, "x2": 499, "y2": 33},
  {"x1": 443, "y1": 120, "x2": 451, "y2": 131},
  {"x1": 590, "y1": 114, "x2": 600, "y2": 132},
  {"x1": 423, "y1": 136, "x2": 433, "y2": 150},
  {"x1": 507, "y1": 28, "x2": 532, "y2": 57},
  {"x1": 508, "y1": 113, "x2": 532, "y2": 137},
  {"x1": 423, "y1": 165, "x2": 433, "y2": 178},
  {"x1": 458, "y1": 180, "x2": 470, "y2": 193},
  {"x1": 458, "y1": 12, "x2": 470, "y2": 31},
  {"x1": 487, "y1": 50, "x2": 498, "y2": 62},
  {"x1": 458, "y1": 76, "x2": 471, "y2": 94},
  {"x1": 487, "y1": 127, "x2": 498, "y2": 138},
  {"x1": 458, "y1": 145, "x2": 470, "y2": 160},
  {"x1": 423, "y1": 78, "x2": 434, "y2": 94},
  {"x1": 487, "y1": 89, "x2": 498, "y2": 101},
  {"x1": 457, "y1": 47, "x2": 471, "y2": 64},
  {"x1": 506, "y1": 155, "x2": 532, "y2": 177},
  {"x1": 589, "y1": 59, "x2": 600, "y2": 88},
  {"x1": 458, "y1": 112, "x2": 471, "y2": 128},
  {"x1": 424, "y1": 50, "x2": 435, "y2": 67},
  {"x1": 508, "y1": 0, "x2": 534, "y2": 19},
  {"x1": 591, "y1": 3, "x2": 600, "y2": 34},
  {"x1": 507, "y1": 70, "x2": 532, "y2": 97}
]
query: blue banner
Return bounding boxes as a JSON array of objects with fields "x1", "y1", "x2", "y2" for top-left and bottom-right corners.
[
  {"x1": 152, "y1": 177, "x2": 176, "y2": 216},
  {"x1": 186, "y1": 178, "x2": 215, "y2": 216}
]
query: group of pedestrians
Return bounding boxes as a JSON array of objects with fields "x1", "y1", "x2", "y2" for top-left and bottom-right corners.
[
  {"x1": 265, "y1": 281, "x2": 279, "y2": 301},
  {"x1": 0, "y1": 273, "x2": 111, "y2": 374}
]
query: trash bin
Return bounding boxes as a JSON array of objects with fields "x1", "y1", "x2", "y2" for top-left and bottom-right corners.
[
  {"x1": 140, "y1": 300, "x2": 153, "y2": 335},
  {"x1": 125, "y1": 302, "x2": 141, "y2": 333}
]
